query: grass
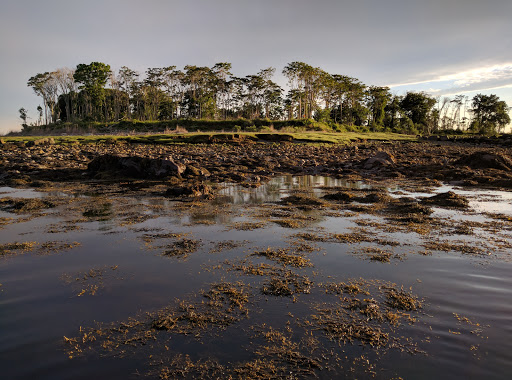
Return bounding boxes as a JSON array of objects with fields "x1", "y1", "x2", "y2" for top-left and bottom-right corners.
[{"x1": 1, "y1": 131, "x2": 418, "y2": 146}]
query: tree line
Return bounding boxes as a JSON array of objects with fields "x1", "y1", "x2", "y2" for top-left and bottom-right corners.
[{"x1": 21, "y1": 61, "x2": 510, "y2": 134}]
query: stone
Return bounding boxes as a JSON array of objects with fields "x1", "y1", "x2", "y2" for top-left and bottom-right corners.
[
  {"x1": 456, "y1": 151, "x2": 512, "y2": 171},
  {"x1": 87, "y1": 154, "x2": 186, "y2": 178},
  {"x1": 363, "y1": 151, "x2": 396, "y2": 170},
  {"x1": 165, "y1": 183, "x2": 213, "y2": 198}
]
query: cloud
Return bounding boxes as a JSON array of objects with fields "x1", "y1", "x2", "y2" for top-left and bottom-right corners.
[
  {"x1": 390, "y1": 63, "x2": 512, "y2": 96},
  {"x1": 436, "y1": 84, "x2": 512, "y2": 98},
  {"x1": 440, "y1": 64, "x2": 512, "y2": 88}
]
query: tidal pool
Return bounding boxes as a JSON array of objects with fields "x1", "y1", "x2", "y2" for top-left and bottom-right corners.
[{"x1": 1, "y1": 176, "x2": 511, "y2": 379}]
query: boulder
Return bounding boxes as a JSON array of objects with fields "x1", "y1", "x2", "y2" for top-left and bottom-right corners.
[
  {"x1": 322, "y1": 191, "x2": 354, "y2": 202},
  {"x1": 363, "y1": 151, "x2": 395, "y2": 170},
  {"x1": 87, "y1": 154, "x2": 186, "y2": 178},
  {"x1": 184, "y1": 165, "x2": 211, "y2": 177},
  {"x1": 27, "y1": 137, "x2": 55, "y2": 147},
  {"x1": 165, "y1": 183, "x2": 213, "y2": 198},
  {"x1": 455, "y1": 151, "x2": 512, "y2": 171},
  {"x1": 421, "y1": 191, "x2": 469, "y2": 209}
]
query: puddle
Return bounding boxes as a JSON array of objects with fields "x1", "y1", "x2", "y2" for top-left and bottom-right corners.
[{"x1": 0, "y1": 176, "x2": 511, "y2": 379}]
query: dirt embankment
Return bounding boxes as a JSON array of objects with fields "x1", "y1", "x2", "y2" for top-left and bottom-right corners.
[{"x1": 1, "y1": 140, "x2": 512, "y2": 191}]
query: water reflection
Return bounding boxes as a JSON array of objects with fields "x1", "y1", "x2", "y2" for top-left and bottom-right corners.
[
  {"x1": 0, "y1": 187, "x2": 45, "y2": 199},
  {"x1": 217, "y1": 175, "x2": 369, "y2": 204}
]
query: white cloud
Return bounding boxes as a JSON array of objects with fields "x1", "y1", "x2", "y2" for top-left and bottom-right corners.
[
  {"x1": 436, "y1": 83, "x2": 512, "y2": 97},
  {"x1": 389, "y1": 63, "x2": 512, "y2": 97},
  {"x1": 440, "y1": 64, "x2": 512, "y2": 88}
]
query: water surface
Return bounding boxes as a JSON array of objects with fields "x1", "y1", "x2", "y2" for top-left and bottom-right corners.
[{"x1": 1, "y1": 176, "x2": 511, "y2": 379}]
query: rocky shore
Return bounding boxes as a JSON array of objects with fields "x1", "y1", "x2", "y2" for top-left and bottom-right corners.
[{"x1": 2, "y1": 139, "x2": 512, "y2": 193}]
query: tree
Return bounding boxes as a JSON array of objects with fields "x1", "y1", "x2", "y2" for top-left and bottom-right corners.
[
  {"x1": 470, "y1": 94, "x2": 510, "y2": 134},
  {"x1": 450, "y1": 94, "x2": 465, "y2": 130},
  {"x1": 437, "y1": 97, "x2": 451, "y2": 131},
  {"x1": 73, "y1": 62, "x2": 112, "y2": 120},
  {"x1": 399, "y1": 92, "x2": 436, "y2": 133},
  {"x1": 182, "y1": 65, "x2": 215, "y2": 118},
  {"x1": 329, "y1": 74, "x2": 350, "y2": 123},
  {"x1": 118, "y1": 66, "x2": 140, "y2": 120},
  {"x1": 53, "y1": 68, "x2": 76, "y2": 122},
  {"x1": 37, "y1": 105, "x2": 43, "y2": 125},
  {"x1": 366, "y1": 86, "x2": 391, "y2": 130},
  {"x1": 144, "y1": 67, "x2": 166, "y2": 120},
  {"x1": 27, "y1": 72, "x2": 58, "y2": 124},
  {"x1": 283, "y1": 62, "x2": 324, "y2": 119},
  {"x1": 18, "y1": 107, "x2": 28, "y2": 126},
  {"x1": 384, "y1": 95, "x2": 402, "y2": 131},
  {"x1": 211, "y1": 62, "x2": 232, "y2": 119}
]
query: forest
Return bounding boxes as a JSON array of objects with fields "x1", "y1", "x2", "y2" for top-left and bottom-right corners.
[{"x1": 21, "y1": 61, "x2": 510, "y2": 135}]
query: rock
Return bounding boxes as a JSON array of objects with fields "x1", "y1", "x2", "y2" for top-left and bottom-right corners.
[
  {"x1": 388, "y1": 198, "x2": 433, "y2": 216},
  {"x1": 151, "y1": 158, "x2": 186, "y2": 177},
  {"x1": 322, "y1": 191, "x2": 354, "y2": 202},
  {"x1": 357, "y1": 192, "x2": 392, "y2": 204},
  {"x1": 456, "y1": 151, "x2": 512, "y2": 171},
  {"x1": 364, "y1": 151, "x2": 395, "y2": 170},
  {"x1": 230, "y1": 173, "x2": 246, "y2": 182},
  {"x1": 27, "y1": 137, "x2": 55, "y2": 147},
  {"x1": 165, "y1": 183, "x2": 213, "y2": 198},
  {"x1": 87, "y1": 154, "x2": 186, "y2": 178},
  {"x1": 184, "y1": 165, "x2": 211, "y2": 177},
  {"x1": 421, "y1": 191, "x2": 469, "y2": 209},
  {"x1": 280, "y1": 194, "x2": 327, "y2": 207}
]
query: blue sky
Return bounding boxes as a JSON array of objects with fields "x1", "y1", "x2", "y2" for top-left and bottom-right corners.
[{"x1": 0, "y1": 0, "x2": 511, "y2": 133}]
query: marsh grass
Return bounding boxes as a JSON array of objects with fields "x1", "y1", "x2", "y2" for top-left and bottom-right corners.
[
  {"x1": 163, "y1": 238, "x2": 202, "y2": 259},
  {"x1": 61, "y1": 265, "x2": 120, "y2": 297},
  {"x1": 385, "y1": 287, "x2": 423, "y2": 311},
  {"x1": 152, "y1": 281, "x2": 251, "y2": 332},
  {"x1": 227, "y1": 221, "x2": 268, "y2": 231},
  {"x1": 209, "y1": 240, "x2": 249, "y2": 254},
  {"x1": 0, "y1": 241, "x2": 37, "y2": 256},
  {"x1": 0, "y1": 197, "x2": 55, "y2": 214},
  {"x1": 251, "y1": 247, "x2": 313, "y2": 268}
]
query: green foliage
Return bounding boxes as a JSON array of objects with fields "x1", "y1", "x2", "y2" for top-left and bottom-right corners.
[
  {"x1": 399, "y1": 92, "x2": 436, "y2": 132},
  {"x1": 367, "y1": 86, "x2": 391, "y2": 131},
  {"x1": 73, "y1": 62, "x2": 111, "y2": 93},
  {"x1": 73, "y1": 62, "x2": 112, "y2": 120},
  {"x1": 470, "y1": 94, "x2": 510, "y2": 135},
  {"x1": 24, "y1": 61, "x2": 509, "y2": 137},
  {"x1": 314, "y1": 108, "x2": 332, "y2": 123}
]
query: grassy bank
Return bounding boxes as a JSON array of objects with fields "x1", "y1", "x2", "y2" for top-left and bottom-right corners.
[
  {"x1": 16, "y1": 118, "x2": 336, "y2": 136},
  {"x1": 1, "y1": 131, "x2": 417, "y2": 146}
]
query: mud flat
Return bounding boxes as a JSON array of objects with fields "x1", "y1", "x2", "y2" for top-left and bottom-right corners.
[{"x1": 1, "y1": 139, "x2": 512, "y2": 379}]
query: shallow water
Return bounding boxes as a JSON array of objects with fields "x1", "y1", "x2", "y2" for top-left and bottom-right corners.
[{"x1": 1, "y1": 176, "x2": 512, "y2": 379}]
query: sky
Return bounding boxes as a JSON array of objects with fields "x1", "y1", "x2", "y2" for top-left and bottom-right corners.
[{"x1": 0, "y1": 0, "x2": 511, "y2": 134}]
